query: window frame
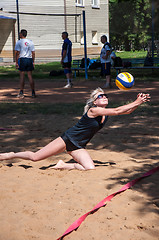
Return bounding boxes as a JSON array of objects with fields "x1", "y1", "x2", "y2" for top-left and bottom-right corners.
[
  {"x1": 75, "y1": 0, "x2": 85, "y2": 7},
  {"x1": 92, "y1": 31, "x2": 98, "y2": 45},
  {"x1": 92, "y1": 0, "x2": 100, "y2": 9},
  {"x1": 80, "y1": 31, "x2": 84, "y2": 45}
]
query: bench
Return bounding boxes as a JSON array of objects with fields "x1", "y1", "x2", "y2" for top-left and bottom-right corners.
[
  {"x1": 113, "y1": 57, "x2": 159, "y2": 74},
  {"x1": 72, "y1": 57, "x2": 159, "y2": 77},
  {"x1": 72, "y1": 59, "x2": 101, "y2": 77},
  {"x1": 72, "y1": 59, "x2": 86, "y2": 78}
]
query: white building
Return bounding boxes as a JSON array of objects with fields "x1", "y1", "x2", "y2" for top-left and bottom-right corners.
[{"x1": 0, "y1": 0, "x2": 109, "y2": 62}]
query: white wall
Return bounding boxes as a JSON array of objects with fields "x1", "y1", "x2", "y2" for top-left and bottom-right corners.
[
  {"x1": 0, "y1": 0, "x2": 109, "y2": 61},
  {"x1": 1, "y1": 0, "x2": 65, "y2": 50},
  {"x1": 66, "y1": 0, "x2": 109, "y2": 48}
]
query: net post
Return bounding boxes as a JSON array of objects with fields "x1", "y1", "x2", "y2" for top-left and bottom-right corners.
[
  {"x1": 16, "y1": 0, "x2": 20, "y2": 39},
  {"x1": 83, "y1": 10, "x2": 88, "y2": 79}
]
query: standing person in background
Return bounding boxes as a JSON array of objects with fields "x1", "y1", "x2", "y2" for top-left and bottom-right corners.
[
  {"x1": 100, "y1": 35, "x2": 112, "y2": 89},
  {"x1": 15, "y1": 29, "x2": 36, "y2": 98},
  {"x1": 61, "y1": 32, "x2": 73, "y2": 88}
]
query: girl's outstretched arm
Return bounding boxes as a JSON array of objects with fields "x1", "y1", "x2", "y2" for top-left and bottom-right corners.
[
  {"x1": 90, "y1": 93, "x2": 150, "y2": 117},
  {"x1": 116, "y1": 93, "x2": 150, "y2": 115}
]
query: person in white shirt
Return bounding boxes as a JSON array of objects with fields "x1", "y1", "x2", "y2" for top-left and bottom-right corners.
[
  {"x1": 100, "y1": 35, "x2": 112, "y2": 88},
  {"x1": 15, "y1": 29, "x2": 36, "y2": 98}
]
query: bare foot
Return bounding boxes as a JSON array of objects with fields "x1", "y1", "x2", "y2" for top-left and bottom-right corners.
[
  {"x1": 50, "y1": 160, "x2": 66, "y2": 170},
  {"x1": 0, "y1": 152, "x2": 14, "y2": 161}
]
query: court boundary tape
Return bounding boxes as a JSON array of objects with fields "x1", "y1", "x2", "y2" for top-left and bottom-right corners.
[{"x1": 57, "y1": 165, "x2": 159, "y2": 240}]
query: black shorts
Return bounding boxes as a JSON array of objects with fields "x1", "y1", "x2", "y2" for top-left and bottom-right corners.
[
  {"x1": 18, "y1": 58, "x2": 34, "y2": 71},
  {"x1": 101, "y1": 62, "x2": 111, "y2": 76},
  {"x1": 61, "y1": 133, "x2": 80, "y2": 152},
  {"x1": 62, "y1": 62, "x2": 71, "y2": 69}
]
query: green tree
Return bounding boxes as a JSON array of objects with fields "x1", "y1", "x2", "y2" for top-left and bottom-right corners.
[{"x1": 109, "y1": 0, "x2": 159, "y2": 51}]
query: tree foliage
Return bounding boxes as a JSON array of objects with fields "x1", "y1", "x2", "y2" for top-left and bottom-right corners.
[{"x1": 109, "y1": 0, "x2": 159, "y2": 51}]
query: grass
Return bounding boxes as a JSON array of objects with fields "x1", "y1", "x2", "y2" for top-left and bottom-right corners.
[
  {"x1": 0, "y1": 61, "x2": 64, "y2": 80},
  {"x1": 0, "y1": 50, "x2": 158, "y2": 81},
  {"x1": 0, "y1": 102, "x2": 85, "y2": 115},
  {"x1": 0, "y1": 101, "x2": 158, "y2": 116},
  {"x1": 116, "y1": 50, "x2": 147, "y2": 59}
]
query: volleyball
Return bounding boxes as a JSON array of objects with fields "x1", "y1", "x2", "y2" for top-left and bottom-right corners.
[{"x1": 115, "y1": 72, "x2": 134, "y2": 90}]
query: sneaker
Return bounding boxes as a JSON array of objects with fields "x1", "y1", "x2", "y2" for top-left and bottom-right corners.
[
  {"x1": 63, "y1": 83, "x2": 73, "y2": 88},
  {"x1": 17, "y1": 93, "x2": 24, "y2": 98}
]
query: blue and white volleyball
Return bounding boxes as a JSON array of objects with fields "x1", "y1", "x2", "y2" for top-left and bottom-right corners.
[{"x1": 115, "y1": 72, "x2": 134, "y2": 90}]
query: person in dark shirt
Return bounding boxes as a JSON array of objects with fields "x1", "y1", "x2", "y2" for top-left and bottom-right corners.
[
  {"x1": 100, "y1": 35, "x2": 112, "y2": 88},
  {"x1": 61, "y1": 32, "x2": 73, "y2": 88},
  {"x1": 0, "y1": 88, "x2": 150, "y2": 170}
]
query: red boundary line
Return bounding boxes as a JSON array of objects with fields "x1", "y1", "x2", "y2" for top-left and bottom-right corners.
[{"x1": 57, "y1": 166, "x2": 159, "y2": 240}]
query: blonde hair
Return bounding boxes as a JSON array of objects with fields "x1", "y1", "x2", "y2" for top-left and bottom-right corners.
[{"x1": 83, "y1": 87, "x2": 104, "y2": 114}]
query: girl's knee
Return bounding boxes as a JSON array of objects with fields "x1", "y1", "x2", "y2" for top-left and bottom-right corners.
[{"x1": 28, "y1": 152, "x2": 38, "y2": 162}]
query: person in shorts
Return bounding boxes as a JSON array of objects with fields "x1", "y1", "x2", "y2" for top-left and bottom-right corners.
[
  {"x1": 61, "y1": 32, "x2": 73, "y2": 88},
  {"x1": 100, "y1": 35, "x2": 112, "y2": 88},
  {"x1": 0, "y1": 88, "x2": 150, "y2": 170},
  {"x1": 15, "y1": 29, "x2": 36, "y2": 98}
]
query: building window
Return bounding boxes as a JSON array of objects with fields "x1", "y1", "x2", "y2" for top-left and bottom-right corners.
[
  {"x1": 92, "y1": 31, "x2": 98, "y2": 45},
  {"x1": 81, "y1": 31, "x2": 84, "y2": 45},
  {"x1": 76, "y1": 0, "x2": 85, "y2": 7},
  {"x1": 92, "y1": 0, "x2": 100, "y2": 8}
]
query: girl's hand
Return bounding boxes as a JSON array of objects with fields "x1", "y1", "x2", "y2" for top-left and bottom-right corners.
[{"x1": 137, "y1": 93, "x2": 151, "y2": 103}]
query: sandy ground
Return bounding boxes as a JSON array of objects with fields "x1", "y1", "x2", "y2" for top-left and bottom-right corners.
[{"x1": 0, "y1": 79, "x2": 159, "y2": 240}]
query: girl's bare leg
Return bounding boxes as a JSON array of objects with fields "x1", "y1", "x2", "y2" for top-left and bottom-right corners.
[
  {"x1": 52, "y1": 148, "x2": 95, "y2": 171},
  {"x1": 0, "y1": 137, "x2": 66, "y2": 162},
  {"x1": 0, "y1": 152, "x2": 15, "y2": 161}
]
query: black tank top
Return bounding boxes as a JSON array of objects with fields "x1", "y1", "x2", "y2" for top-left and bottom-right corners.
[{"x1": 64, "y1": 112, "x2": 108, "y2": 148}]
